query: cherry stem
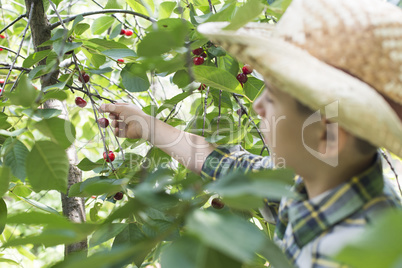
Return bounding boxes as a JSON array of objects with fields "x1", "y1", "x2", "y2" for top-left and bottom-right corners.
[{"x1": 71, "y1": 54, "x2": 117, "y2": 171}]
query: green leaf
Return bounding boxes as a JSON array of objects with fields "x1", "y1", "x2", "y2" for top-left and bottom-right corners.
[
  {"x1": 22, "y1": 108, "x2": 62, "y2": 120},
  {"x1": 85, "y1": 38, "x2": 129, "y2": 50},
  {"x1": 34, "y1": 117, "x2": 76, "y2": 149},
  {"x1": 109, "y1": 24, "x2": 122, "y2": 39},
  {"x1": 91, "y1": 16, "x2": 115, "y2": 35},
  {"x1": 0, "y1": 166, "x2": 11, "y2": 197},
  {"x1": 53, "y1": 242, "x2": 156, "y2": 268},
  {"x1": 0, "y1": 112, "x2": 11, "y2": 129},
  {"x1": 172, "y1": 70, "x2": 192, "y2": 88},
  {"x1": 87, "y1": 67, "x2": 113, "y2": 74},
  {"x1": 218, "y1": 54, "x2": 239, "y2": 76},
  {"x1": 0, "y1": 198, "x2": 7, "y2": 235},
  {"x1": 0, "y1": 128, "x2": 27, "y2": 137},
  {"x1": 74, "y1": 23, "x2": 90, "y2": 35},
  {"x1": 126, "y1": 0, "x2": 150, "y2": 16},
  {"x1": 15, "y1": 196, "x2": 59, "y2": 215},
  {"x1": 208, "y1": 46, "x2": 226, "y2": 57},
  {"x1": 210, "y1": 88, "x2": 232, "y2": 109},
  {"x1": 26, "y1": 141, "x2": 69, "y2": 193},
  {"x1": 267, "y1": 0, "x2": 293, "y2": 19},
  {"x1": 10, "y1": 184, "x2": 32, "y2": 198},
  {"x1": 139, "y1": 19, "x2": 192, "y2": 57},
  {"x1": 112, "y1": 223, "x2": 157, "y2": 267},
  {"x1": 69, "y1": 177, "x2": 128, "y2": 197},
  {"x1": 223, "y1": 0, "x2": 265, "y2": 31},
  {"x1": 3, "y1": 228, "x2": 87, "y2": 248},
  {"x1": 7, "y1": 75, "x2": 39, "y2": 107},
  {"x1": 41, "y1": 90, "x2": 68, "y2": 102},
  {"x1": 7, "y1": 211, "x2": 72, "y2": 228},
  {"x1": 121, "y1": 63, "x2": 150, "y2": 92},
  {"x1": 157, "y1": 91, "x2": 193, "y2": 114},
  {"x1": 89, "y1": 223, "x2": 128, "y2": 248},
  {"x1": 77, "y1": 158, "x2": 103, "y2": 171},
  {"x1": 22, "y1": 50, "x2": 51, "y2": 68},
  {"x1": 186, "y1": 210, "x2": 266, "y2": 262},
  {"x1": 192, "y1": 66, "x2": 243, "y2": 94},
  {"x1": 206, "y1": 2, "x2": 236, "y2": 22},
  {"x1": 53, "y1": 40, "x2": 82, "y2": 56},
  {"x1": 82, "y1": 48, "x2": 106, "y2": 69},
  {"x1": 335, "y1": 210, "x2": 402, "y2": 268},
  {"x1": 161, "y1": 235, "x2": 242, "y2": 268},
  {"x1": 244, "y1": 77, "x2": 265, "y2": 101},
  {"x1": 101, "y1": 49, "x2": 137, "y2": 59},
  {"x1": 28, "y1": 65, "x2": 47, "y2": 80},
  {"x1": 3, "y1": 138, "x2": 29, "y2": 181},
  {"x1": 137, "y1": 31, "x2": 178, "y2": 57},
  {"x1": 159, "y1": 2, "x2": 176, "y2": 19},
  {"x1": 207, "y1": 169, "x2": 296, "y2": 204},
  {"x1": 0, "y1": 258, "x2": 19, "y2": 266},
  {"x1": 105, "y1": 0, "x2": 122, "y2": 9}
]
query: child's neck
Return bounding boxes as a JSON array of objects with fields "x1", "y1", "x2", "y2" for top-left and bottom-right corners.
[{"x1": 302, "y1": 153, "x2": 377, "y2": 199}]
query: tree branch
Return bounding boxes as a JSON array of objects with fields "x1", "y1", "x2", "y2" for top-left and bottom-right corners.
[
  {"x1": 0, "y1": 63, "x2": 31, "y2": 72},
  {"x1": 0, "y1": 46, "x2": 27, "y2": 59},
  {"x1": 0, "y1": 14, "x2": 27, "y2": 35},
  {"x1": 50, "y1": 9, "x2": 156, "y2": 30},
  {"x1": 232, "y1": 93, "x2": 270, "y2": 156}
]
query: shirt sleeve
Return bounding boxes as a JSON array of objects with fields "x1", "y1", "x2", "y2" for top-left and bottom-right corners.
[
  {"x1": 200, "y1": 144, "x2": 279, "y2": 224},
  {"x1": 200, "y1": 144, "x2": 274, "y2": 181}
]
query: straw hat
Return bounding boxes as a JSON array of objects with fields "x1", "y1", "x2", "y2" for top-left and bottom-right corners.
[{"x1": 198, "y1": 0, "x2": 402, "y2": 159}]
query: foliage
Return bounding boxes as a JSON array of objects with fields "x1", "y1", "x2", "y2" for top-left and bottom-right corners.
[{"x1": 0, "y1": 0, "x2": 401, "y2": 267}]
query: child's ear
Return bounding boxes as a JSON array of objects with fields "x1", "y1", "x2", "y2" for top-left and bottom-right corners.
[{"x1": 317, "y1": 118, "x2": 348, "y2": 158}]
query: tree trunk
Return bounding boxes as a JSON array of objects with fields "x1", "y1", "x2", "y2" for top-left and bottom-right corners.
[{"x1": 25, "y1": 0, "x2": 87, "y2": 256}]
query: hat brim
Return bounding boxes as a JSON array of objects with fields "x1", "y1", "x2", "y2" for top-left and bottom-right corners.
[{"x1": 198, "y1": 22, "x2": 402, "y2": 158}]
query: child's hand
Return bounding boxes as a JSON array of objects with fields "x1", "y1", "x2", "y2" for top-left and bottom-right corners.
[{"x1": 99, "y1": 103, "x2": 149, "y2": 140}]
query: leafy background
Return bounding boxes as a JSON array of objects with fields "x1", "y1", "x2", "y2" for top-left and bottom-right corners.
[{"x1": 0, "y1": 0, "x2": 401, "y2": 267}]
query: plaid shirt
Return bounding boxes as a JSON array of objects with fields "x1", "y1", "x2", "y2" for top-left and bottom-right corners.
[{"x1": 201, "y1": 145, "x2": 402, "y2": 268}]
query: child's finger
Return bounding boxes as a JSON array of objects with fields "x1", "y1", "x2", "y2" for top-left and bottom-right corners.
[{"x1": 100, "y1": 103, "x2": 128, "y2": 114}]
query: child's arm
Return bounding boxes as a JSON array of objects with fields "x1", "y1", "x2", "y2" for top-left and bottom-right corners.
[{"x1": 100, "y1": 103, "x2": 216, "y2": 174}]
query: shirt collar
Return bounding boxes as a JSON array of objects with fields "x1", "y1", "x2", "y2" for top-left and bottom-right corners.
[{"x1": 278, "y1": 152, "x2": 384, "y2": 247}]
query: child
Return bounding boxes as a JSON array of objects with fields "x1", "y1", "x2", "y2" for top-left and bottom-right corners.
[{"x1": 100, "y1": 0, "x2": 402, "y2": 266}]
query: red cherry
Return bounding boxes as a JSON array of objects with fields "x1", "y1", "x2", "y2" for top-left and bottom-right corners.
[
  {"x1": 125, "y1": 30, "x2": 133, "y2": 37},
  {"x1": 192, "y1": 48, "x2": 204, "y2": 55},
  {"x1": 0, "y1": 35, "x2": 5, "y2": 39},
  {"x1": 201, "y1": 52, "x2": 207, "y2": 58},
  {"x1": 117, "y1": 59, "x2": 124, "y2": 64},
  {"x1": 211, "y1": 198, "x2": 224, "y2": 209},
  {"x1": 193, "y1": 57, "x2": 204, "y2": 65},
  {"x1": 242, "y1": 64, "x2": 253, "y2": 75},
  {"x1": 98, "y1": 118, "x2": 109, "y2": 128},
  {"x1": 113, "y1": 192, "x2": 124, "y2": 200},
  {"x1": 0, "y1": 48, "x2": 3, "y2": 51},
  {"x1": 120, "y1": 29, "x2": 126, "y2": 35},
  {"x1": 78, "y1": 71, "x2": 90, "y2": 83},
  {"x1": 198, "y1": 84, "x2": 206, "y2": 91},
  {"x1": 103, "y1": 151, "x2": 115, "y2": 162},
  {"x1": 75, "y1": 97, "x2": 87, "y2": 108},
  {"x1": 236, "y1": 73, "x2": 248, "y2": 84}
]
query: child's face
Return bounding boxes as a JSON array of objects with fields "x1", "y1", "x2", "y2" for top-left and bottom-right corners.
[{"x1": 252, "y1": 83, "x2": 318, "y2": 169}]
